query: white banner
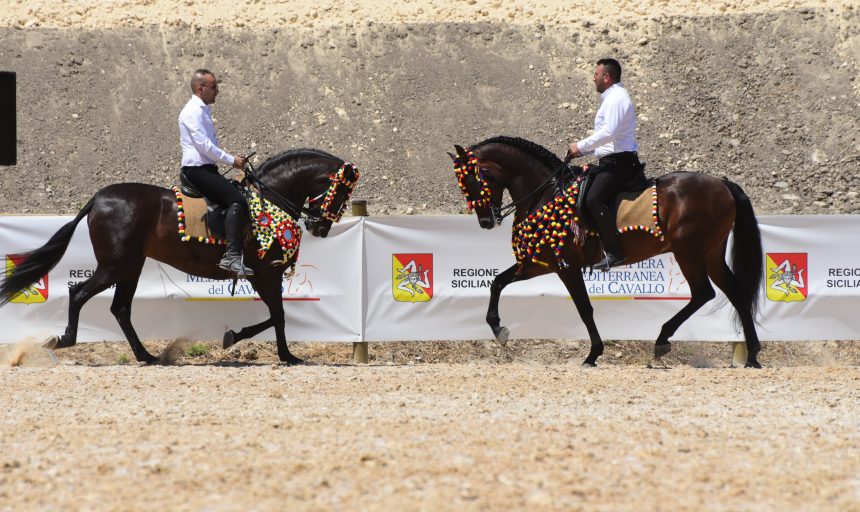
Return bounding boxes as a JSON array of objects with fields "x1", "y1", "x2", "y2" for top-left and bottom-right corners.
[
  {"x1": 0, "y1": 216, "x2": 363, "y2": 343},
  {"x1": 1, "y1": 215, "x2": 858, "y2": 342}
]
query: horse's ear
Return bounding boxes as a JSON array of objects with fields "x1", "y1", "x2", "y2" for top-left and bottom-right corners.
[
  {"x1": 454, "y1": 145, "x2": 468, "y2": 159},
  {"x1": 447, "y1": 152, "x2": 457, "y2": 161}
]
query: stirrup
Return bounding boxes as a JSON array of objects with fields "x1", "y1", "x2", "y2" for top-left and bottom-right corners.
[
  {"x1": 219, "y1": 255, "x2": 254, "y2": 277},
  {"x1": 594, "y1": 252, "x2": 626, "y2": 272}
]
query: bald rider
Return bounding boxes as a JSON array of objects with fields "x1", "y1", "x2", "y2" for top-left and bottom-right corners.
[{"x1": 178, "y1": 68, "x2": 253, "y2": 277}]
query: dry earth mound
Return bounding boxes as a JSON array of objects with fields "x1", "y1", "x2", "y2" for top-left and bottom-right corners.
[{"x1": 0, "y1": 1, "x2": 858, "y2": 215}]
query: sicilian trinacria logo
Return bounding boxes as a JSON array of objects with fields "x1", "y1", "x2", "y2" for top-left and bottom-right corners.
[
  {"x1": 392, "y1": 253, "x2": 433, "y2": 303},
  {"x1": 766, "y1": 252, "x2": 807, "y2": 302},
  {"x1": 4, "y1": 254, "x2": 49, "y2": 304}
]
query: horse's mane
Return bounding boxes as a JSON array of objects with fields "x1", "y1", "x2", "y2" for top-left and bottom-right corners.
[
  {"x1": 257, "y1": 148, "x2": 344, "y2": 175},
  {"x1": 471, "y1": 136, "x2": 563, "y2": 170}
]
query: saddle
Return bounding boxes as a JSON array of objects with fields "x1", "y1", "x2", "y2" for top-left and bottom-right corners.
[{"x1": 178, "y1": 168, "x2": 236, "y2": 240}]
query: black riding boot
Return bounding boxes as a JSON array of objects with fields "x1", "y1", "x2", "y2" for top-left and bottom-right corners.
[
  {"x1": 592, "y1": 204, "x2": 626, "y2": 271},
  {"x1": 219, "y1": 203, "x2": 254, "y2": 277}
]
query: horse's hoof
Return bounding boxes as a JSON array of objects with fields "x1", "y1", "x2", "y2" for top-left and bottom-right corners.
[
  {"x1": 744, "y1": 360, "x2": 762, "y2": 369},
  {"x1": 284, "y1": 355, "x2": 304, "y2": 366},
  {"x1": 43, "y1": 336, "x2": 60, "y2": 350},
  {"x1": 654, "y1": 343, "x2": 671, "y2": 359},
  {"x1": 581, "y1": 361, "x2": 597, "y2": 368},
  {"x1": 223, "y1": 330, "x2": 236, "y2": 350},
  {"x1": 495, "y1": 327, "x2": 510, "y2": 347}
]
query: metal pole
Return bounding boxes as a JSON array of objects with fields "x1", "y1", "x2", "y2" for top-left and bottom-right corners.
[{"x1": 351, "y1": 199, "x2": 369, "y2": 364}]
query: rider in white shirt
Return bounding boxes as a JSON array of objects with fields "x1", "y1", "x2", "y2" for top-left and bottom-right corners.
[
  {"x1": 568, "y1": 58, "x2": 641, "y2": 271},
  {"x1": 178, "y1": 69, "x2": 253, "y2": 277}
]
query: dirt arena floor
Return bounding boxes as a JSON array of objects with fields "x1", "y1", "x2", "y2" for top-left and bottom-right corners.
[
  {"x1": 0, "y1": 340, "x2": 858, "y2": 511},
  {"x1": 2, "y1": 0, "x2": 860, "y2": 510}
]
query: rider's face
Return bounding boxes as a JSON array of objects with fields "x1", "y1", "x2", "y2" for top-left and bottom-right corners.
[
  {"x1": 593, "y1": 65, "x2": 612, "y2": 93},
  {"x1": 196, "y1": 75, "x2": 219, "y2": 105}
]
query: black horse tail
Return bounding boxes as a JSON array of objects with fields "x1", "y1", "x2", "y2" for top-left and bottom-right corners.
[
  {"x1": 723, "y1": 179, "x2": 763, "y2": 323},
  {"x1": 0, "y1": 197, "x2": 95, "y2": 306}
]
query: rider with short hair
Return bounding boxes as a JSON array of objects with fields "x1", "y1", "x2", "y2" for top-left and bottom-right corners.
[
  {"x1": 568, "y1": 58, "x2": 640, "y2": 271},
  {"x1": 178, "y1": 68, "x2": 253, "y2": 277}
]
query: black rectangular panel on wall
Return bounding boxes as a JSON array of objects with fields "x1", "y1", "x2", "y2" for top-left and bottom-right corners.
[{"x1": 0, "y1": 71, "x2": 16, "y2": 166}]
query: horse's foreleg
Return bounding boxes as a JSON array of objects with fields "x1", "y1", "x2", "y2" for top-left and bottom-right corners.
[
  {"x1": 558, "y1": 267, "x2": 603, "y2": 367},
  {"x1": 486, "y1": 264, "x2": 520, "y2": 346},
  {"x1": 223, "y1": 319, "x2": 273, "y2": 350},
  {"x1": 255, "y1": 277, "x2": 303, "y2": 365},
  {"x1": 111, "y1": 278, "x2": 158, "y2": 364},
  {"x1": 45, "y1": 267, "x2": 116, "y2": 350},
  {"x1": 654, "y1": 255, "x2": 716, "y2": 359}
]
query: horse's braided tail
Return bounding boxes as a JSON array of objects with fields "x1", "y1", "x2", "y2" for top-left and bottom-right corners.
[
  {"x1": 723, "y1": 178, "x2": 763, "y2": 323},
  {"x1": 0, "y1": 196, "x2": 95, "y2": 307}
]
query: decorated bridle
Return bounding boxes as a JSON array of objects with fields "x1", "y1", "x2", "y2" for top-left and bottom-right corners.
[
  {"x1": 308, "y1": 162, "x2": 361, "y2": 222},
  {"x1": 453, "y1": 147, "x2": 502, "y2": 224},
  {"x1": 454, "y1": 147, "x2": 573, "y2": 226}
]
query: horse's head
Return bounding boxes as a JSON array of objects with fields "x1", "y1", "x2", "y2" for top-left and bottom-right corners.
[
  {"x1": 304, "y1": 161, "x2": 361, "y2": 238},
  {"x1": 450, "y1": 144, "x2": 504, "y2": 229}
]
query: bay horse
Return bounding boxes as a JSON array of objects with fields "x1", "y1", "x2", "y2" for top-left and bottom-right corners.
[
  {"x1": 451, "y1": 136, "x2": 763, "y2": 368},
  {"x1": 0, "y1": 149, "x2": 359, "y2": 365}
]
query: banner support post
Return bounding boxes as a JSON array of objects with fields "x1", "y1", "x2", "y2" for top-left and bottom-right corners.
[{"x1": 351, "y1": 199, "x2": 369, "y2": 364}]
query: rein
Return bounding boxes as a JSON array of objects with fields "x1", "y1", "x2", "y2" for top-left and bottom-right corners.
[
  {"x1": 455, "y1": 148, "x2": 573, "y2": 224},
  {"x1": 496, "y1": 154, "x2": 574, "y2": 222},
  {"x1": 241, "y1": 157, "x2": 321, "y2": 222}
]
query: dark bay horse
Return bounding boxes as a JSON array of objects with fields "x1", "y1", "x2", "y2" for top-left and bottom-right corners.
[
  {"x1": 451, "y1": 136, "x2": 763, "y2": 367},
  {"x1": 0, "y1": 149, "x2": 359, "y2": 364}
]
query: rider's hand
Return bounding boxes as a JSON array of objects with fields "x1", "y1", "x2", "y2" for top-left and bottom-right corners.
[
  {"x1": 567, "y1": 143, "x2": 582, "y2": 159},
  {"x1": 232, "y1": 155, "x2": 246, "y2": 169}
]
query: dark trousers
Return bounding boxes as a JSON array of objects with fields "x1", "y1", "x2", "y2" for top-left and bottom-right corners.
[
  {"x1": 181, "y1": 165, "x2": 248, "y2": 253},
  {"x1": 585, "y1": 152, "x2": 640, "y2": 257},
  {"x1": 181, "y1": 164, "x2": 246, "y2": 209},
  {"x1": 584, "y1": 152, "x2": 641, "y2": 213}
]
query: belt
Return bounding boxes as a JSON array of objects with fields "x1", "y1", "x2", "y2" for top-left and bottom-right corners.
[
  {"x1": 181, "y1": 164, "x2": 218, "y2": 172},
  {"x1": 598, "y1": 152, "x2": 639, "y2": 165}
]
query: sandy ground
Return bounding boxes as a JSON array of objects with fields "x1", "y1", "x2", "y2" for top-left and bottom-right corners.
[
  {"x1": 1, "y1": 340, "x2": 858, "y2": 510},
  {"x1": 0, "y1": 346, "x2": 858, "y2": 511}
]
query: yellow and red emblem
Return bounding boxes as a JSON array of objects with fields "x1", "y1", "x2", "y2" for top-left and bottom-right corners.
[
  {"x1": 392, "y1": 253, "x2": 433, "y2": 303},
  {"x1": 4, "y1": 254, "x2": 49, "y2": 304},
  {"x1": 766, "y1": 252, "x2": 807, "y2": 302}
]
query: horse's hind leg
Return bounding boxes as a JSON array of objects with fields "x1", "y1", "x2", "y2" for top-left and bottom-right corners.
[
  {"x1": 654, "y1": 253, "x2": 716, "y2": 359},
  {"x1": 45, "y1": 266, "x2": 118, "y2": 350},
  {"x1": 706, "y1": 256, "x2": 762, "y2": 368},
  {"x1": 110, "y1": 273, "x2": 158, "y2": 364}
]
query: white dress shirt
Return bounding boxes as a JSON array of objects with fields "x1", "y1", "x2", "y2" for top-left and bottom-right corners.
[
  {"x1": 178, "y1": 95, "x2": 235, "y2": 167},
  {"x1": 576, "y1": 83, "x2": 638, "y2": 159}
]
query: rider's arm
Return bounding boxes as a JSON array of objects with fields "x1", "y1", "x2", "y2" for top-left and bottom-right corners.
[{"x1": 179, "y1": 109, "x2": 235, "y2": 166}]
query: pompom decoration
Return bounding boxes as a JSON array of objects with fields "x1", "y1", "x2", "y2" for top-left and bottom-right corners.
[
  {"x1": 452, "y1": 148, "x2": 492, "y2": 212},
  {"x1": 510, "y1": 172, "x2": 664, "y2": 269},
  {"x1": 172, "y1": 187, "x2": 225, "y2": 245},
  {"x1": 317, "y1": 162, "x2": 361, "y2": 222},
  {"x1": 248, "y1": 192, "x2": 303, "y2": 275}
]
